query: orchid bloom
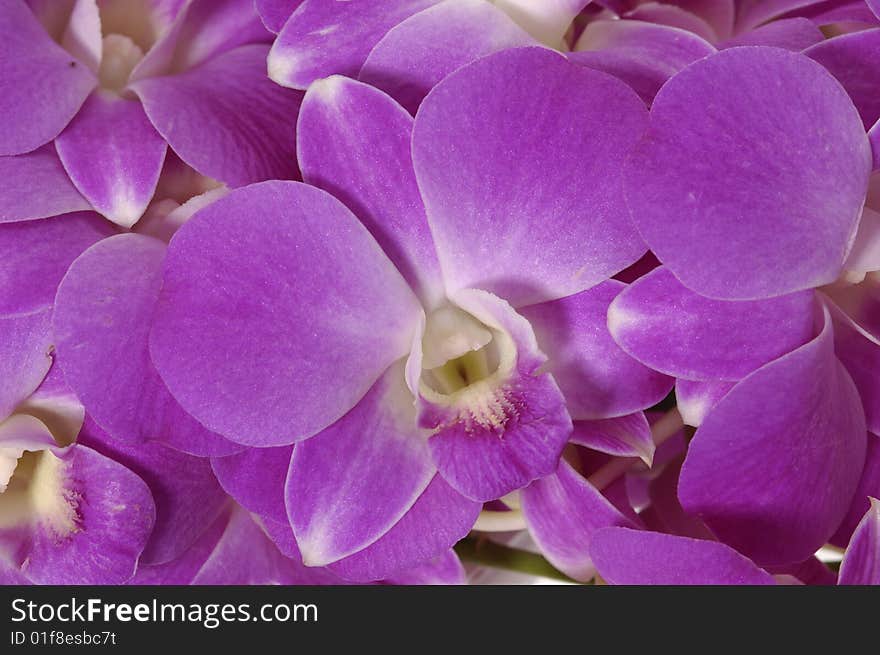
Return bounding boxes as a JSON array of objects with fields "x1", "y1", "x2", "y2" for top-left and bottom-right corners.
[{"x1": 0, "y1": 0, "x2": 300, "y2": 227}]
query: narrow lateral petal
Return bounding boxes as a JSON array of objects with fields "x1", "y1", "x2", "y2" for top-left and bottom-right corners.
[
  {"x1": 838, "y1": 498, "x2": 880, "y2": 584},
  {"x1": 571, "y1": 19, "x2": 716, "y2": 105},
  {"x1": 0, "y1": 211, "x2": 112, "y2": 315},
  {"x1": 256, "y1": 0, "x2": 302, "y2": 32},
  {"x1": 78, "y1": 416, "x2": 228, "y2": 565},
  {"x1": 522, "y1": 459, "x2": 633, "y2": 581},
  {"x1": 832, "y1": 433, "x2": 880, "y2": 547},
  {"x1": 0, "y1": 311, "x2": 52, "y2": 421},
  {"x1": 521, "y1": 280, "x2": 673, "y2": 419},
  {"x1": 360, "y1": 0, "x2": 536, "y2": 114},
  {"x1": 383, "y1": 550, "x2": 465, "y2": 585},
  {"x1": 805, "y1": 29, "x2": 880, "y2": 131},
  {"x1": 0, "y1": 0, "x2": 96, "y2": 155},
  {"x1": 327, "y1": 475, "x2": 481, "y2": 582},
  {"x1": 413, "y1": 47, "x2": 648, "y2": 307},
  {"x1": 607, "y1": 267, "x2": 817, "y2": 380},
  {"x1": 830, "y1": 300, "x2": 880, "y2": 435},
  {"x1": 0, "y1": 147, "x2": 90, "y2": 222},
  {"x1": 267, "y1": 0, "x2": 439, "y2": 88},
  {"x1": 150, "y1": 181, "x2": 422, "y2": 446},
  {"x1": 53, "y1": 233, "x2": 240, "y2": 456},
  {"x1": 423, "y1": 290, "x2": 572, "y2": 501},
  {"x1": 287, "y1": 361, "x2": 435, "y2": 567},
  {"x1": 675, "y1": 378, "x2": 735, "y2": 427},
  {"x1": 133, "y1": 44, "x2": 302, "y2": 187},
  {"x1": 591, "y1": 528, "x2": 775, "y2": 585},
  {"x1": 679, "y1": 307, "x2": 868, "y2": 565},
  {"x1": 212, "y1": 446, "x2": 292, "y2": 524},
  {"x1": 56, "y1": 91, "x2": 166, "y2": 227},
  {"x1": 624, "y1": 47, "x2": 871, "y2": 300},
  {"x1": 297, "y1": 76, "x2": 443, "y2": 306},
  {"x1": 11, "y1": 444, "x2": 155, "y2": 584},
  {"x1": 721, "y1": 18, "x2": 823, "y2": 51},
  {"x1": 569, "y1": 413, "x2": 655, "y2": 464}
]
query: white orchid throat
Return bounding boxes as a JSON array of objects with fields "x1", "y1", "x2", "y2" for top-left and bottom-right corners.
[{"x1": 418, "y1": 305, "x2": 520, "y2": 433}]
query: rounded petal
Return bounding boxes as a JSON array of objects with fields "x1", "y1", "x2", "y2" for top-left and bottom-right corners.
[
  {"x1": 150, "y1": 181, "x2": 422, "y2": 445},
  {"x1": 624, "y1": 47, "x2": 871, "y2": 300},
  {"x1": 607, "y1": 267, "x2": 817, "y2": 380},
  {"x1": 0, "y1": 0, "x2": 96, "y2": 155},
  {"x1": 679, "y1": 307, "x2": 867, "y2": 565},
  {"x1": 838, "y1": 497, "x2": 880, "y2": 585},
  {"x1": 53, "y1": 233, "x2": 240, "y2": 456},
  {"x1": 256, "y1": 0, "x2": 302, "y2": 32},
  {"x1": 212, "y1": 445, "x2": 292, "y2": 524},
  {"x1": 0, "y1": 311, "x2": 52, "y2": 421},
  {"x1": 721, "y1": 17, "x2": 823, "y2": 51},
  {"x1": 591, "y1": 527, "x2": 775, "y2": 585},
  {"x1": 521, "y1": 280, "x2": 674, "y2": 419},
  {"x1": 412, "y1": 46, "x2": 649, "y2": 308}
]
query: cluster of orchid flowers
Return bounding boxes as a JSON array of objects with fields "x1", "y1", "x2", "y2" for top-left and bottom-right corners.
[{"x1": 1, "y1": 0, "x2": 878, "y2": 587}]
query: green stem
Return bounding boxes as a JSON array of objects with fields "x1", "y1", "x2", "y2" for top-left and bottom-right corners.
[{"x1": 454, "y1": 537, "x2": 585, "y2": 584}]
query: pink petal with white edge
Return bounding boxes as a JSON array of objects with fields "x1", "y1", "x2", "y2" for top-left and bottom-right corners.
[
  {"x1": 0, "y1": 147, "x2": 90, "y2": 223},
  {"x1": 494, "y1": 0, "x2": 589, "y2": 46},
  {"x1": 522, "y1": 459, "x2": 634, "y2": 582},
  {"x1": 53, "y1": 233, "x2": 241, "y2": 456},
  {"x1": 521, "y1": 280, "x2": 673, "y2": 420},
  {"x1": 679, "y1": 306, "x2": 867, "y2": 565},
  {"x1": 0, "y1": 0, "x2": 96, "y2": 155},
  {"x1": 838, "y1": 498, "x2": 880, "y2": 584},
  {"x1": 56, "y1": 91, "x2": 166, "y2": 227},
  {"x1": 383, "y1": 550, "x2": 465, "y2": 585},
  {"x1": 675, "y1": 378, "x2": 735, "y2": 427}
]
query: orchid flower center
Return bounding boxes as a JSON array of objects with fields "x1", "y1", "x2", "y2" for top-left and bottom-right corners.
[
  {"x1": 99, "y1": 0, "x2": 162, "y2": 53},
  {"x1": 0, "y1": 449, "x2": 78, "y2": 537},
  {"x1": 98, "y1": 34, "x2": 144, "y2": 92}
]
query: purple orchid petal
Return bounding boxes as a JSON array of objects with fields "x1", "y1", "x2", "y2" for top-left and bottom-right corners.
[
  {"x1": 0, "y1": 211, "x2": 113, "y2": 315},
  {"x1": 247, "y1": 517, "x2": 351, "y2": 584},
  {"x1": 769, "y1": 556, "x2": 837, "y2": 586},
  {"x1": 255, "y1": 0, "x2": 302, "y2": 33},
  {"x1": 625, "y1": 3, "x2": 718, "y2": 42},
  {"x1": 327, "y1": 475, "x2": 480, "y2": 582},
  {"x1": 642, "y1": 456, "x2": 714, "y2": 539},
  {"x1": 791, "y1": 0, "x2": 879, "y2": 25},
  {"x1": 297, "y1": 75, "x2": 442, "y2": 306},
  {"x1": 838, "y1": 497, "x2": 880, "y2": 584},
  {"x1": 679, "y1": 306, "x2": 867, "y2": 565},
  {"x1": 521, "y1": 280, "x2": 673, "y2": 420},
  {"x1": 131, "y1": 0, "x2": 270, "y2": 79},
  {"x1": 267, "y1": 0, "x2": 439, "y2": 89},
  {"x1": 845, "y1": 205, "x2": 880, "y2": 273},
  {"x1": 870, "y1": 0, "x2": 880, "y2": 20},
  {"x1": 0, "y1": 146, "x2": 90, "y2": 222},
  {"x1": 78, "y1": 415, "x2": 228, "y2": 565},
  {"x1": 872, "y1": 121, "x2": 880, "y2": 170},
  {"x1": 53, "y1": 232, "x2": 240, "y2": 456},
  {"x1": 607, "y1": 267, "x2": 817, "y2": 380},
  {"x1": 212, "y1": 446, "x2": 292, "y2": 525},
  {"x1": 413, "y1": 47, "x2": 648, "y2": 308},
  {"x1": 570, "y1": 19, "x2": 716, "y2": 105},
  {"x1": 421, "y1": 289, "x2": 572, "y2": 501},
  {"x1": 832, "y1": 433, "x2": 880, "y2": 547},
  {"x1": 668, "y1": 0, "x2": 735, "y2": 39},
  {"x1": 569, "y1": 413, "x2": 655, "y2": 464},
  {"x1": 2, "y1": 442, "x2": 155, "y2": 584},
  {"x1": 55, "y1": 91, "x2": 166, "y2": 227},
  {"x1": 0, "y1": 311, "x2": 52, "y2": 421},
  {"x1": 150, "y1": 181, "x2": 421, "y2": 446},
  {"x1": 56, "y1": 0, "x2": 101, "y2": 73},
  {"x1": 521, "y1": 459, "x2": 633, "y2": 582},
  {"x1": 0, "y1": 0, "x2": 96, "y2": 155},
  {"x1": 829, "y1": 299, "x2": 880, "y2": 434},
  {"x1": 133, "y1": 45, "x2": 301, "y2": 187},
  {"x1": 0, "y1": 414, "x2": 56, "y2": 494},
  {"x1": 624, "y1": 47, "x2": 871, "y2": 300},
  {"x1": 675, "y1": 378, "x2": 735, "y2": 427},
  {"x1": 805, "y1": 29, "x2": 880, "y2": 133},
  {"x1": 15, "y1": 361, "x2": 85, "y2": 447},
  {"x1": 287, "y1": 361, "x2": 435, "y2": 567},
  {"x1": 591, "y1": 527, "x2": 776, "y2": 585},
  {"x1": 360, "y1": 0, "x2": 536, "y2": 116},
  {"x1": 383, "y1": 549, "x2": 465, "y2": 585},
  {"x1": 721, "y1": 18, "x2": 824, "y2": 51},
  {"x1": 735, "y1": 0, "x2": 831, "y2": 32}
]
